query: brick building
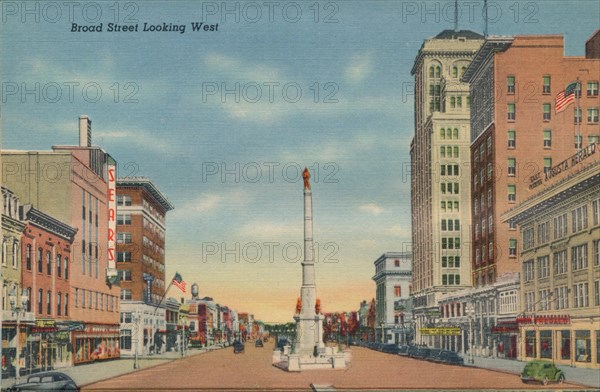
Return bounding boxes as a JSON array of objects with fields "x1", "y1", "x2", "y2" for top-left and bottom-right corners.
[{"x1": 116, "y1": 177, "x2": 173, "y2": 358}]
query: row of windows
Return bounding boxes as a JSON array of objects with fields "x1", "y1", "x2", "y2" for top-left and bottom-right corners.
[
  {"x1": 523, "y1": 242, "x2": 599, "y2": 282},
  {"x1": 506, "y1": 76, "x2": 598, "y2": 97},
  {"x1": 440, "y1": 183, "x2": 459, "y2": 194},
  {"x1": 522, "y1": 201, "x2": 600, "y2": 248},
  {"x1": 441, "y1": 256, "x2": 460, "y2": 268},
  {"x1": 440, "y1": 146, "x2": 460, "y2": 158},
  {"x1": 1, "y1": 239, "x2": 19, "y2": 268},
  {"x1": 439, "y1": 128, "x2": 460, "y2": 140},
  {"x1": 25, "y1": 245, "x2": 69, "y2": 279},
  {"x1": 440, "y1": 164, "x2": 460, "y2": 177},
  {"x1": 507, "y1": 103, "x2": 599, "y2": 123},
  {"x1": 74, "y1": 287, "x2": 118, "y2": 312},
  {"x1": 440, "y1": 200, "x2": 459, "y2": 212},
  {"x1": 475, "y1": 240, "x2": 495, "y2": 264},
  {"x1": 441, "y1": 219, "x2": 460, "y2": 231},
  {"x1": 428, "y1": 64, "x2": 467, "y2": 79},
  {"x1": 524, "y1": 281, "x2": 600, "y2": 312},
  {"x1": 473, "y1": 190, "x2": 493, "y2": 217},
  {"x1": 20, "y1": 288, "x2": 69, "y2": 317},
  {"x1": 441, "y1": 274, "x2": 461, "y2": 285}
]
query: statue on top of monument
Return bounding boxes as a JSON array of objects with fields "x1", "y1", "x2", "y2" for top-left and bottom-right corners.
[
  {"x1": 303, "y1": 167, "x2": 311, "y2": 190},
  {"x1": 295, "y1": 297, "x2": 302, "y2": 314}
]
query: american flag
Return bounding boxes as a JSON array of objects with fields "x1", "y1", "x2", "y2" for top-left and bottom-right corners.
[
  {"x1": 172, "y1": 272, "x2": 186, "y2": 293},
  {"x1": 555, "y1": 81, "x2": 579, "y2": 113}
]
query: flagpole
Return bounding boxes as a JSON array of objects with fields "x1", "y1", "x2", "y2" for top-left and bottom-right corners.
[{"x1": 152, "y1": 273, "x2": 177, "y2": 315}]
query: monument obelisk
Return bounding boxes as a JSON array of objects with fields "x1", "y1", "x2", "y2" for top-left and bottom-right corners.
[{"x1": 294, "y1": 168, "x2": 324, "y2": 356}]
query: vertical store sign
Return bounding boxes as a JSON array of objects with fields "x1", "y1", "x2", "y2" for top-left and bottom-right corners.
[{"x1": 106, "y1": 158, "x2": 118, "y2": 284}]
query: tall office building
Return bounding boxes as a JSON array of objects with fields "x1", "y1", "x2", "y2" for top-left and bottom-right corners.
[{"x1": 410, "y1": 30, "x2": 484, "y2": 346}]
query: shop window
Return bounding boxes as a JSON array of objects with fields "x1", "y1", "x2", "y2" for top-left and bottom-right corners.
[
  {"x1": 575, "y1": 330, "x2": 591, "y2": 362},
  {"x1": 540, "y1": 331, "x2": 552, "y2": 358},
  {"x1": 561, "y1": 330, "x2": 571, "y2": 360},
  {"x1": 525, "y1": 330, "x2": 536, "y2": 358}
]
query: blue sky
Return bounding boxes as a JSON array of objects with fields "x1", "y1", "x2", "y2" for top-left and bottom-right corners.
[{"x1": 2, "y1": 0, "x2": 598, "y2": 322}]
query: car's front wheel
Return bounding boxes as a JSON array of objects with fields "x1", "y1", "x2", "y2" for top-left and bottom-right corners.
[
  {"x1": 557, "y1": 374, "x2": 565, "y2": 384},
  {"x1": 542, "y1": 376, "x2": 548, "y2": 386}
]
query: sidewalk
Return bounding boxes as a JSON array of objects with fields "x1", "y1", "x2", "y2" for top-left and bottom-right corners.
[
  {"x1": 1, "y1": 347, "x2": 210, "y2": 390},
  {"x1": 465, "y1": 355, "x2": 600, "y2": 388}
]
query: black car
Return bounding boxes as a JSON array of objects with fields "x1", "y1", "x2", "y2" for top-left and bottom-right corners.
[
  {"x1": 435, "y1": 350, "x2": 465, "y2": 365},
  {"x1": 413, "y1": 347, "x2": 432, "y2": 360},
  {"x1": 407, "y1": 345, "x2": 421, "y2": 358},
  {"x1": 7, "y1": 371, "x2": 79, "y2": 391},
  {"x1": 277, "y1": 338, "x2": 289, "y2": 350},
  {"x1": 233, "y1": 340, "x2": 245, "y2": 354},
  {"x1": 397, "y1": 345, "x2": 411, "y2": 356},
  {"x1": 255, "y1": 339, "x2": 264, "y2": 348},
  {"x1": 426, "y1": 349, "x2": 443, "y2": 362},
  {"x1": 380, "y1": 344, "x2": 401, "y2": 354}
]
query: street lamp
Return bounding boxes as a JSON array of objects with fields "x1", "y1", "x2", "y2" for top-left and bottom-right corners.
[
  {"x1": 9, "y1": 288, "x2": 28, "y2": 383},
  {"x1": 132, "y1": 312, "x2": 140, "y2": 369},
  {"x1": 466, "y1": 303, "x2": 475, "y2": 364}
]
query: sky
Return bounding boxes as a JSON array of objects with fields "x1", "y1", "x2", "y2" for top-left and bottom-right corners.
[{"x1": 1, "y1": 0, "x2": 599, "y2": 322}]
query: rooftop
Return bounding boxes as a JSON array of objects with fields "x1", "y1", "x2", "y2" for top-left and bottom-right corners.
[{"x1": 117, "y1": 177, "x2": 174, "y2": 211}]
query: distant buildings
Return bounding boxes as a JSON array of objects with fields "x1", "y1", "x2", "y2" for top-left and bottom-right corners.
[{"x1": 372, "y1": 252, "x2": 413, "y2": 344}]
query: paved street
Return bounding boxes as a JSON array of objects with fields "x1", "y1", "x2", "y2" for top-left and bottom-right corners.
[{"x1": 83, "y1": 345, "x2": 587, "y2": 391}]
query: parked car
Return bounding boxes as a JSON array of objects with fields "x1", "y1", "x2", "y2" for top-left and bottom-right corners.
[
  {"x1": 521, "y1": 360, "x2": 565, "y2": 385},
  {"x1": 7, "y1": 371, "x2": 79, "y2": 391},
  {"x1": 407, "y1": 345, "x2": 421, "y2": 358},
  {"x1": 433, "y1": 350, "x2": 465, "y2": 365},
  {"x1": 397, "y1": 345, "x2": 411, "y2": 356},
  {"x1": 426, "y1": 349, "x2": 443, "y2": 362},
  {"x1": 414, "y1": 347, "x2": 432, "y2": 360},
  {"x1": 233, "y1": 340, "x2": 245, "y2": 354},
  {"x1": 277, "y1": 338, "x2": 289, "y2": 351},
  {"x1": 255, "y1": 339, "x2": 264, "y2": 348},
  {"x1": 380, "y1": 344, "x2": 401, "y2": 354}
]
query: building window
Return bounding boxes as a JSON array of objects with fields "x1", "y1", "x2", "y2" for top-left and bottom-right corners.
[
  {"x1": 538, "y1": 289, "x2": 551, "y2": 311},
  {"x1": 537, "y1": 256, "x2": 550, "y2": 279},
  {"x1": 26, "y1": 244, "x2": 32, "y2": 270},
  {"x1": 117, "y1": 213, "x2": 132, "y2": 225},
  {"x1": 507, "y1": 158, "x2": 516, "y2": 176},
  {"x1": 587, "y1": 81, "x2": 599, "y2": 97},
  {"x1": 561, "y1": 331, "x2": 571, "y2": 360},
  {"x1": 575, "y1": 330, "x2": 591, "y2": 363},
  {"x1": 594, "y1": 240, "x2": 599, "y2": 266},
  {"x1": 555, "y1": 286, "x2": 569, "y2": 310},
  {"x1": 120, "y1": 329, "x2": 132, "y2": 350},
  {"x1": 588, "y1": 108, "x2": 599, "y2": 123},
  {"x1": 46, "y1": 290, "x2": 51, "y2": 315},
  {"x1": 65, "y1": 257, "x2": 69, "y2": 280},
  {"x1": 452, "y1": 66, "x2": 458, "y2": 78},
  {"x1": 553, "y1": 250, "x2": 568, "y2": 275},
  {"x1": 573, "y1": 282, "x2": 589, "y2": 308},
  {"x1": 46, "y1": 251, "x2": 51, "y2": 275},
  {"x1": 542, "y1": 75, "x2": 551, "y2": 94},
  {"x1": 394, "y1": 259, "x2": 400, "y2": 267},
  {"x1": 524, "y1": 259, "x2": 534, "y2": 282},
  {"x1": 508, "y1": 129, "x2": 516, "y2": 148},
  {"x1": 572, "y1": 205, "x2": 588, "y2": 232},
  {"x1": 37, "y1": 248, "x2": 42, "y2": 273},
  {"x1": 543, "y1": 129, "x2": 551, "y2": 148},
  {"x1": 117, "y1": 252, "x2": 132, "y2": 262},
  {"x1": 594, "y1": 280, "x2": 600, "y2": 306},
  {"x1": 525, "y1": 330, "x2": 537, "y2": 358},
  {"x1": 117, "y1": 232, "x2": 132, "y2": 244},
  {"x1": 590, "y1": 135, "x2": 600, "y2": 145},
  {"x1": 117, "y1": 195, "x2": 132, "y2": 206},
  {"x1": 57, "y1": 292, "x2": 62, "y2": 316},
  {"x1": 508, "y1": 184, "x2": 516, "y2": 202},
  {"x1": 507, "y1": 103, "x2": 515, "y2": 121},
  {"x1": 572, "y1": 244, "x2": 588, "y2": 271},
  {"x1": 37, "y1": 289, "x2": 43, "y2": 314},
  {"x1": 574, "y1": 108, "x2": 582, "y2": 124},
  {"x1": 575, "y1": 135, "x2": 583, "y2": 149},
  {"x1": 543, "y1": 103, "x2": 551, "y2": 121},
  {"x1": 394, "y1": 286, "x2": 401, "y2": 297},
  {"x1": 509, "y1": 239, "x2": 517, "y2": 256},
  {"x1": 553, "y1": 213, "x2": 568, "y2": 239},
  {"x1": 543, "y1": 158, "x2": 552, "y2": 174},
  {"x1": 120, "y1": 289, "x2": 132, "y2": 300},
  {"x1": 119, "y1": 270, "x2": 132, "y2": 281},
  {"x1": 65, "y1": 294, "x2": 69, "y2": 316},
  {"x1": 507, "y1": 76, "x2": 515, "y2": 94}
]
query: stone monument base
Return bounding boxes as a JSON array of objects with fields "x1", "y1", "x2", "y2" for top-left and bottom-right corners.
[{"x1": 272, "y1": 346, "x2": 349, "y2": 372}]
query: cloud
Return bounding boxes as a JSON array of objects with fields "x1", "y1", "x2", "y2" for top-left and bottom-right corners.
[
  {"x1": 386, "y1": 224, "x2": 412, "y2": 238},
  {"x1": 94, "y1": 128, "x2": 175, "y2": 153},
  {"x1": 345, "y1": 54, "x2": 373, "y2": 83},
  {"x1": 359, "y1": 203, "x2": 384, "y2": 215}
]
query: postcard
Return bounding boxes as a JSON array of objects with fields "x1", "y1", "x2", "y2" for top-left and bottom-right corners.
[{"x1": 1, "y1": 1, "x2": 599, "y2": 391}]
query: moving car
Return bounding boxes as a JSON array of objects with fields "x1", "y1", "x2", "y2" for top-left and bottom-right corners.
[
  {"x1": 255, "y1": 339, "x2": 264, "y2": 348},
  {"x1": 7, "y1": 371, "x2": 79, "y2": 391},
  {"x1": 521, "y1": 360, "x2": 565, "y2": 385},
  {"x1": 233, "y1": 340, "x2": 245, "y2": 354},
  {"x1": 397, "y1": 345, "x2": 410, "y2": 356},
  {"x1": 426, "y1": 349, "x2": 443, "y2": 362}
]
